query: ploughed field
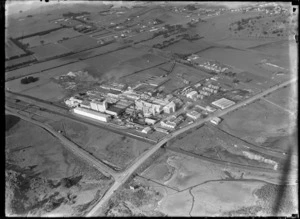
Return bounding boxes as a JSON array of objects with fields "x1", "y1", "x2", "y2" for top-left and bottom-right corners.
[{"x1": 5, "y1": 114, "x2": 113, "y2": 216}]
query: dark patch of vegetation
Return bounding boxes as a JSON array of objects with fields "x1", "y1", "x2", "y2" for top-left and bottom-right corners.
[
  {"x1": 20, "y1": 76, "x2": 39, "y2": 84},
  {"x1": 223, "y1": 206, "x2": 263, "y2": 216},
  {"x1": 184, "y1": 4, "x2": 197, "y2": 11},
  {"x1": 255, "y1": 184, "x2": 297, "y2": 215},
  {"x1": 60, "y1": 175, "x2": 83, "y2": 188},
  {"x1": 5, "y1": 115, "x2": 20, "y2": 132},
  {"x1": 62, "y1": 11, "x2": 90, "y2": 18}
]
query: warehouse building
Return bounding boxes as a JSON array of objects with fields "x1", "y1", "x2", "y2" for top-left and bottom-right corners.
[
  {"x1": 135, "y1": 99, "x2": 163, "y2": 115},
  {"x1": 141, "y1": 126, "x2": 152, "y2": 134},
  {"x1": 210, "y1": 117, "x2": 222, "y2": 125},
  {"x1": 163, "y1": 101, "x2": 176, "y2": 114},
  {"x1": 65, "y1": 96, "x2": 84, "y2": 107},
  {"x1": 90, "y1": 100, "x2": 107, "y2": 112},
  {"x1": 73, "y1": 107, "x2": 111, "y2": 122},
  {"x1": 80, "y1": 100, "x2": 91, "y2": 109},
  {"x1": 211, "y1": 98, "x2": 235, "y2": 109},
  {"x1": 105, "y1": 106, "x2": 124, "y2": 116},
  {"x1": 186, "y1": 90, "x2": 198, "y2": 99},
  {"x1": 145, "y1": 118, "x2": 157, "y2": 125},
  {"x1": 186, "y1": 110, "x2": 201, "y2": 120}
]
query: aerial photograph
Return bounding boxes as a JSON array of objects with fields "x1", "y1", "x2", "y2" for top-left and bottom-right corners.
[{"x1": 5, "y1": 0, "x2": 298, "y2": 217}]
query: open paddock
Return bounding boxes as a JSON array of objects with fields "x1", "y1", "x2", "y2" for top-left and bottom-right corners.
[
  {"x1": 122, "y1": 67, "x2": 167, "y2": 86},
  {"x1": 191, "y1": 11, "x2": 263, "y2": 42},
  {"x1": 5, "y1": 55, "x2": 36, "y2": 68},
  {"x1": 216, "y1": 37, "x2": 281, "y2": 50},
  {"x1": 163, "y1": 63, "x2": 209, "y2": 93},
  {"x1": 163, "y1": 39, "x2": 213, "y2": 55},
  {"x1": 60, "y1": 35, "x2": 98, "y2": 52},
  {"x1": 264, "y1": 83, "x2": 298, "y2": 112},
  {"x1": 83, "y1": 47, "x2": 166, "y2": 80},
  {"x1": 220, "y1": 99, "x2": 295, "y2": 152},
  {"x1": 5, "y1": 115, "x2": 113, "y2": 216},
  {"x1": 20, "y1": 28, "x2": 82, "y2": 48},
  {"x1": 7, "y1": 15, "x2": 61, "y2": 38},
  {"x1": 5, "y1": 38, "x2": 27, "y2": 59},
  {"x1": 248, "y1": 39, "x2": 296, "y2": 70},
  {"x1": 5, "y1": 60, "x2": 89, "y2": 94},
  {"x1": 191, "y1": 181, "x2": 265, "y2": 216},
  {"x1": 197, "y1": 47, "x2": 277, "y2": 80},
  {"x1": 48, "y1": 119, "x2": 152, "y2": 170},
  {"x1": 140, "y1": 150, "x2": 288, "y2": 216},
  {"x1": 5, "y1": 42, "x2": 124, "y2": 80},
  {"x1": 30, "y1": 43, "x2": 72, "y2": 60}
]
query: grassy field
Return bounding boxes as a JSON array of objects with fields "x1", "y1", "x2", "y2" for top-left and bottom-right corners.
[
  {"x1": 197, "y1": 47, "x2": 275, "y2": 77},
  {"x1": 163, "y1": 63, "x2": 209, "y2": 93},
  {"x1": 30, "y1": 43, "x2": 72, "y2": 60},
  {"x1": 5, "y1": 115, "x2": 113, "y2": 216},
  {"x1": 5, "y1": 60, "x2": 90, "y2": 102},
  {"x1": 191, "y1": 181, "x2": 264, "y2": 216},
  {"x1": 139, "y1": 150, "x2": 289, "y2": 216},
  {"x1": 6, "y1": 55, "x2": 36, "y2": 68},
  {"x1": 264, "y1": 84, "x2": 298, "y2": 112},
  {"x1": 83, "y1": 47, "x2": 167, "y2": 81},
  {"x1": 7, "y1": 15, "x2": 61, "y2": 38},
  {"x1": 60, "y1": 35, "x2": 98, "y2": 52},
  {"x1": 248, "y1": 39, "x2": 296, "y2": 69},
  {"x1": 5, "y1": 42, "x2": 123, "y2": 80},
  {"x1": 48, "y1": 119, "x2": 152, "y2": 170},
  {"x1": 216, "y1": 37, "x2": 280, "y2": 50},
  {"x1": 168, "y1": 124, "x2": 283, "y2": 170},
  {"x1": 5, "y1": 38, "x2": 27, "y2": 59},
  {"x1": 20, "y1": 28, "x2": 82, "y2": 48},
  {"x1": 162, "y1": 39, "x2": 213, "y2": 54},
  {"x1": 220, "y1": 100, "x2": 295, "y2": 152}
]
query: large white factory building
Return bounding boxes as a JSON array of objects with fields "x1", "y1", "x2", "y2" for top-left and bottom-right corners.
[{"x1": 73, "y1": 107, "x2": 111, "y2": 122}]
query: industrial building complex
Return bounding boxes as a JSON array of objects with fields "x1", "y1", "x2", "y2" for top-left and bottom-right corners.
[{"x1": 63, "y1": 71, "x2": 239, "y2": 137}]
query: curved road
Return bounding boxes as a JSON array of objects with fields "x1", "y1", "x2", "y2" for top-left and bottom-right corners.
[{"x1": 86, "y1": 77, "x2": 297, "y2": 216}]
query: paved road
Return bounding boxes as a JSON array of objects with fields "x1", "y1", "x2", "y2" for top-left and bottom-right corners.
[
  {"x1": 5, "y1": 107, "x2": 117, "y2": 179},
  {"x1": 86, "y1": 76, "x2": 297, "y2": 216}
]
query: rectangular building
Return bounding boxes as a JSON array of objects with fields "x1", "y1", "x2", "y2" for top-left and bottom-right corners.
[
  {"x1": 186, "y1": 110, "x2": 201, "y2": 120},
  {"x1": 211, "y1": 98, "x2": 235, "y2": 109},
  {"x1": 145, "y1": 118, "x2": 157, "y2": 125},
  {"x1": 186, "y1": 91, "x2": 198, "y2": 99},
  {"x1": 210, "y1": 117, "x2": 222, "y2": 125},
  {"x1": 73, "y1": 107, "x2": 111, "y2": 122},
  {"x1": 163, "y1": 101, "x2": 176, "y2": 114}
]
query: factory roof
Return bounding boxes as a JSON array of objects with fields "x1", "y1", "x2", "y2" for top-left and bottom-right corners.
[{"x1": 211, "y1": 98, "x2": 235, "y2": 109}]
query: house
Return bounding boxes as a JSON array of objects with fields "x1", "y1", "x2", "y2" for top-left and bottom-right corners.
[
  {"x1": 210, "y1": 117, "x2": 222, "y2": 125},
  {"x1": 142, "y1": 126, "x2": 152, "y2": 134}
]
